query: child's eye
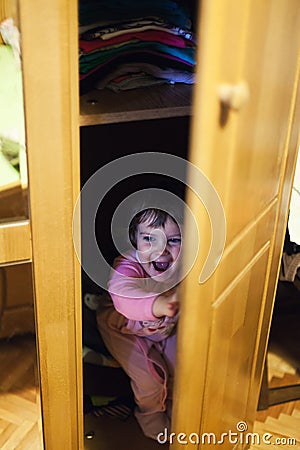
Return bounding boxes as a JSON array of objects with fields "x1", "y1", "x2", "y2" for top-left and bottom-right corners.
[
  {"x1": 168, "y1": 238, "x2": 181, "y2": 246},
  {"x1": 143, "y1": 235, "x2": 156, "y2": 243}
]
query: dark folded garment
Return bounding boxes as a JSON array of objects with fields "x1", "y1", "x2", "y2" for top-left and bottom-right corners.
[
  {"x1": 95, "y1": 62, "x2": 195, "y2": 90},
  {"x1": 104, "y1": 72, "x2": 168, "y2": 92},
  {"x1": 80, "y1": 16, "x2": 195, "y2": 42},
  {"x1": 79, "y1": 0, "x2": 192, "y2": 30}
]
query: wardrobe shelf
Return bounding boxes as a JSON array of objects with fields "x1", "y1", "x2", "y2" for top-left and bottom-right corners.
[{"x1": 79, "y1": 84, "x2": 193, "y2": 126}]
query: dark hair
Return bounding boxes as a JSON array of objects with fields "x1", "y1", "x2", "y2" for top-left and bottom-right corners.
[{"x1": 129, "y1": 208, "x2": 179, "y2": 248}]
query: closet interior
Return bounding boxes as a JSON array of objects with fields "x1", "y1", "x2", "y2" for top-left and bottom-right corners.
[{"x1": 79, "y1": 0, "x2": 197, "y2": 447}]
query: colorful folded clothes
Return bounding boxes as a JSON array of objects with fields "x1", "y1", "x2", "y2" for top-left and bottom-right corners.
[
  {"x1": 80, "y1": 30, "x2": 193, "y2": 53},
  {"x1": 80, "y1": 41, "x2": 195, "y2": 75},
  {"x1": 79, "y1": 0, "x2": 196, "y2": 92}
]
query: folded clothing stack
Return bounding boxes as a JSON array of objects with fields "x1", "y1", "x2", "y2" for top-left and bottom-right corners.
[{"x1": 79, "y1": 0, "x2": 196, "y2": 93}]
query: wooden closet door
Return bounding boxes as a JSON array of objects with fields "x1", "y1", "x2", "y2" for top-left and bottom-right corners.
[
  {"x1": 173, "y1": 1, "x2": 300, "y2": 449},
  {"x1": 19, "y1": 1, "x2": 83, "y2": 449}
]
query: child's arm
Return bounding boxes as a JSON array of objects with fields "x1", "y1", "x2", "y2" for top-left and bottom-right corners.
[
  {"x1": 109, "y1": 254, "x2": 180, "y2": 321},
  {"x1": 108, "y1": 256, "x2": 162, "y2": 321}
]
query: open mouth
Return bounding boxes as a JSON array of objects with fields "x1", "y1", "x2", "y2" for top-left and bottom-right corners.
[{"x1": 152, "y1": 261, "x2": 170, "y2": 272}]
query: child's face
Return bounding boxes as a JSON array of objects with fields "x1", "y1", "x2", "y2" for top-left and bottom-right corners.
[{"x1": 136, "y1": 217, "x2": 182, "y2": 281}]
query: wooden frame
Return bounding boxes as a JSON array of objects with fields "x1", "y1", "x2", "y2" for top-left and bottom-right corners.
[{"x1": 19, "y1": 1, "x2": 83, "y2": 449}]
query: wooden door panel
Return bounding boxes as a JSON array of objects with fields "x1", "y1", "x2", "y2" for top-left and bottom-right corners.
[
  {"x1": 214, "y1": 200, "x2": 277, "y2": 298},
  {"x1": 173, "y1": 1, "x2": 300, "y2": 449},
  {"x1": 187, "y1": 0, "x2": 300, "y2": 245},
  {"x1": 204, "y1": 250, "x2": 270, "y2": 434},
  {"x1": 224, "y1": 1, "x2": 300, "y2": 242}
]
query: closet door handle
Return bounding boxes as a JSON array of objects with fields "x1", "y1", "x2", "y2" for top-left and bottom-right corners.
[{"x1": 218, "y1": 81, "x2": 250, "y2": 111}]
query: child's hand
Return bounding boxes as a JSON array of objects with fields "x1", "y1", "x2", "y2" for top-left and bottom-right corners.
[{"x1": 152, "y1": 290, "x2": 179, "y2": 318}]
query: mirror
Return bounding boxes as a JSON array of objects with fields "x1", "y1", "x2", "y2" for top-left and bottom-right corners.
[
  {"x1": 0, "y1": 10, "x2": 43, "y2": 449},
  {"x1": 0, "y1": 16, "x2": 28, "y2": 223}
]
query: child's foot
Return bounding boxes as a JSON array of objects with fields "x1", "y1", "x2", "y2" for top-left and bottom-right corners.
[{"x1": 134, "y1": 410, "x2": 170, "y2": 441}]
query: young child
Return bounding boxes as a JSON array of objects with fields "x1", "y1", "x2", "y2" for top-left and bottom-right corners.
[{"x1": 97, "y1": 207, "x2": 182, "y2": 440}]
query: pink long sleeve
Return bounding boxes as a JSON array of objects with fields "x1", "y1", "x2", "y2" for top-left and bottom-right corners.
[{"x1": 108, "y1": 252, "x2": 159, "y2": 321}]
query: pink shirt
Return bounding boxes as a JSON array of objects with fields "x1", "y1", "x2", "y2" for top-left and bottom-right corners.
[{"x1": 107, "y1": 251, "x2": 178, "y2": 339}]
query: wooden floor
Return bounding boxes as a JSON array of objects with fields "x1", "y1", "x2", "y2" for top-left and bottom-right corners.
[
  {"x1": 0, "y1": 334, "x2": 43, "y2": 450},
  {"x1": 0, "y1": 281, "x2": 299, "y2": 449},
  {"x1": 251, "y1": 362, "x2": 300, "y2": 449},
  {"x1": 251, "y1": 281, "x2": 300, "y2": 450}
]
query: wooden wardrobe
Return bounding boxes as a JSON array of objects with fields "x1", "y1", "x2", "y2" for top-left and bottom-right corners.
[{"x1": 1, "y1": 1, "x2": 299, "y2": 449}]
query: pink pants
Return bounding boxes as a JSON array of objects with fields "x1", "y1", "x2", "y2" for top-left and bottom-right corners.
[{"x1": 97, "y1": 300, "x2": 176, "y2": 440}]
